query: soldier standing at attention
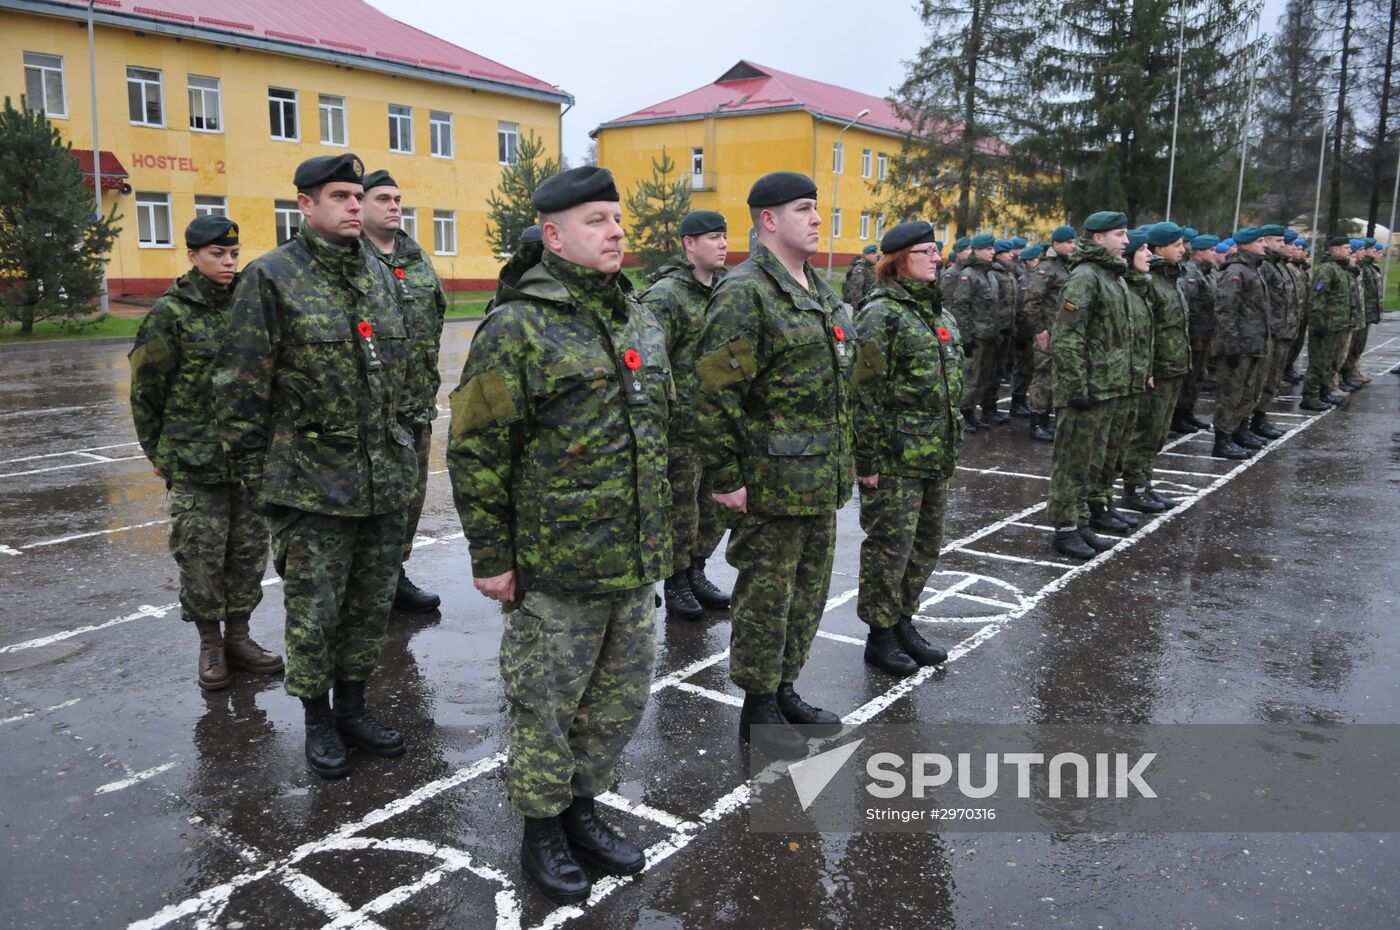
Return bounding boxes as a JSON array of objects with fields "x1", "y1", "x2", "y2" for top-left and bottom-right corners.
[
  {"x1": 215, "y1": 154, "x2": 414, "y2": 779},
  {"x1": 643, "y1": 209, "x2": 733, "y2": 620},
  {"x1": 851, "y1": 221, "x2": 963, "y2": 677},
  {"x1": 1249, "y1": 224, "x2": 1293, "y2": 440},
  {"x1": 1299, "y1": 237, "x2": 1358, "y2": 410},
  {"x1": 843, "y1": 243, "x2": 878, "y2": 307},
  {"x1": 1007, "y1": 237, "x2": 1035, "y2": 419},
  {"x1": 1349, "y1": 238, "x2": 1383, "y2": 384},
  {"x1": 940, "y1": 237, "x2": 972, "y2": 324},
  {"x1": 980, "y1": 239, "x2": 1019, "y2": 424},
  {"x1": 1023, "y1": 226, "x2": 1076, "y2": 442},
  {"x1": 1173, "y1": 234, "x2": 1219, "y2": 434},
  {"x1": 948, "y1": 233, "x2": 1000, "y2": 431},
  {"x1": 1210, "y1": 227, "x2": 1272, "y2": 458},
  {"x1": 1334, "y1": 241, "x2": 1368, "y2": 395},
  {"x1": 446, "y1": 167, "x2": 669, "y2": 905},
  {"x1": 360, "y1": 169, "x2": 447, "y2": 613},
  {"x1": 1046, "y1": 211, "x2": 1130, "y2": 561},
  {"x1": 695, "y1": 171, "x2": 854, "y2": 761},
  {"x1": 130, "y1": 216, "x2": 284, "y2": 692}
]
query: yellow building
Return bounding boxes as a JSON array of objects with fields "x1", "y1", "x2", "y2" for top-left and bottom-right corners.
[
  {"x1": 593, "y1": 61, "x2": 1054, "y2": 269},
  {"x1": 0, "y1": 0, "x2": 570, "y2": 295}
]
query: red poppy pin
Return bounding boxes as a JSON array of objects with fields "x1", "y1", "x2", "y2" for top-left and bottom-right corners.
[
  {"x1": 833, "y1": 324, "x2": 846, "y2": 342},
  {"x1": 937, "y1": 327, "x2": 952, "y2": 341},
  {"x1": 357, "y1": 321, "x2": 373, "y2": 338},
  {"x1": 623, "y1": 349, "x2": 642, "y2": 370},
  {"x1": 394, "y1": 267, "x2": 407, "y2": 280}
]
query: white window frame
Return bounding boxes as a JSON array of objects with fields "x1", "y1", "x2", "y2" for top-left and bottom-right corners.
[
  {"x1": 833, "y1": 141, "x2": 844, "y2": 175},
  {"x1": 318, "y1": 94, "x2": 347, "y2": 147},
  {"x1": 193, "y1": 195, "x2": 226, "y2": 218},
  {"x1": 877, "y1": 153, "x2": 888, "y2": 181},
  {"x1": 187, "y1": 74, "x2": 221, "y2": 133},
  {"x1": 433, "y1": 209, "x2": 457, "y2": 256},
  {"x1": 274, "y1": 199, "x2": 300, "y2": 245},
  {"x1": 127, "y1": 66, "x2": 164, "y2": 127},
  {"x1": 859, "y1": 212, "x2": 871, "y2": 240},
  {"x1": 874, "y1": 214, "x2": 886, "y2": 241},
  {"x1": 429, "y1": 111, "x2": 453, "y2": 159},
  {"x1": 388, "y1": 104, "x2": 413, "y2": 154},
  {"x1": 24, "y1": 52, "x2": 66, "y2": 119},
  {"x1": 831, "y1": 208, "x2": 842, "y2": 239},
  {"x1": 691, "y1": 147, "x2": 704, "y2": 188},
  {"x1": 400, "y1": 207, "x2": 417, "y2": 242},
  {"x1": 135, "y1": 192, "x2": 173, "y2": 248},
  {"x1": 498, "y1": 121, "x2": 519, "y2": 165},
  {"x1": 861, "y1": 149, "x2": 872, "y2": 179},
  {"x1": 269, "y1": 87, "x2": 298, "y2": 142}
]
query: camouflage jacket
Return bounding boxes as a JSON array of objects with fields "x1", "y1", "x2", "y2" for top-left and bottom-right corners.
[
  {"x1": 1346, "y1": 263, "x2": 1365, "y2": 328},
  {"x1": 1122, "y1": 272, "x2": 1156, "y2": 393},
  {"x1": 368, "y1": 229, "x2": 447, "y2": 424},
  {"x1": 1024, "y1": 252, "x2": 1070, "y2": 334},
  {"x1": 1180, "y1": 260, "x2": 1216, "y2": 344},
  {"x1": 641, "y1": 255, "x2": 725, "y2": 443},
  {"x1": 1050, "y1": 240, "x2": 1134, "y2": 402},
  {"x1": 987, "y1": 262, "x2": 1019, "y2": 335},
  {"x1": 842, "y1": 256, "x2": 876, "y2": 307},
  {"x1": 1307, "y1": 253, "x2": 1355, "y2": 333},
  {"x1": 1145, "y1": 258, "x2": 1191, "y2": 379},
  {"x1": 1213, "y1": 250, "x2": 1272, "y2": 357},
  {"x1": 852, "y1": 278, "x2": 965, "y2": 481},
  {"x1": 1010, "y1": 260, "x2": 1033, "y2": 337},
  {"x1": 446, "y1": 251, "x2": 672, "y2": 595},
  {"x1": 214, "y1": 224, "x2": 417, "y2": 516},
  {"x1": 1260, "y1": 252, "x2": 1300, "y2": 340},
  {"x1": 1360, "y1": 259, "x2": 1383, "y2": 324},
  {"x1": 1287, "y1": 260, "x2": 1311, "y2": 331},
  {"x1": 946, "y1": 258, "x2": 1005, "y2": 344},
  {"x1": 695, "y1": 240, "x2": 855, "y2": 516},
  {"x1": 129, "y1": 269, "x2": 239, "y2": 484}
]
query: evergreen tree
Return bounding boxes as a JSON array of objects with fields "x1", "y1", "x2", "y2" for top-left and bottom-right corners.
[
  {"x1": 0, "y1": 97, "x2": 120, "y2": 333},
  {"x1": 1255, "y1": 0, "x2": 1332, "y2": 227},
  {"x1": 624, "y1": 148, "x2": 690, "y2": 276},
  {"x1": 484, "y1": 130, "x2": 560, "y2": 257}
]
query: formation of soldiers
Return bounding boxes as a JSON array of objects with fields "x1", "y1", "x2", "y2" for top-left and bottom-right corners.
[{"x1": 126, "y1": 149, "x2": 1387, "y2": 907}]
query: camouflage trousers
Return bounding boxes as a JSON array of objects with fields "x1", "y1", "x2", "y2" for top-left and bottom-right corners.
[
  {"x1": 168, "y1": 480, "x2": 268, "y2": 624},
  {"x1": 1122, "y1": 377, "x2": 1183, "y2": 486},
  {"x1": 1212, "y1": 354, "x2": 1265, "y2": 434},
  {"x1": 500, "y1": 585, "x2": 655, "y2": 818},
  {"x1": 1256, "y1": 331, "x2": 1297, "y2": 411},
  {"x1": 667, "y1": 441, "x2": 730, "y2": 573},
  {"x1": 401, "y1": 421, "x2": 432, "y2": 563},
  {"x1": 857, "y1": 477, "x2": 949, "y2": 629},
  {"x1": 1303, "y1": 329, "x2": 1349, "y2": 400},
  {"x1": 1341, "y1": 324, "x2": 1370, "y2": 379},
  {"x1": 270, "y1": 508, "x2": 407, "y2": 698},
  {"x1": 1009, "y1": 332, "x2": 1035, "y2": 397},
  {"x1": 966, "y1": 332, "x2": 1011, "y2": 411},
  {"x1": 1027, "y1": 338, "x2": 1054, "y2": 414},
  {"x1": 1094, "y1": 394, "x2": 1137, "y2": 506},
  {"x1": 726, "y1": 512, "x2": 837, "y2": 694},
  {"x1": 1176, "y1": 334, "x2": 1211, "y2": 415},
  {"x1": 1047, "y1": 396, "x2": 1129, "y2": 527}
]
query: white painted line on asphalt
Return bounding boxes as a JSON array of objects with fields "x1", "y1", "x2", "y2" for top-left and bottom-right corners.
[
  {"x1": 1160, "y1": 451, "x2": 1223, "y2": 460},
  {"x1": 671, "y1": 681, "x2": 745, "y2": 708},
  {"x1": 0, "y1": 697, "x2": 82, "y2": 725},
  {"x1": 1, "y1": 454, "x2": 147, "y2": 478},
  {"x1": 0, "y1": 603, "x2": 175, "y2": 655},
  {"x1": 1151, "y1": 467, "x2": 1219, "y2": 478},
  {"x1": 814, "y1": 630, "x2": 865, "y2": 647},
  {"x1": 595, "y1": 791, "x2": 699, "y2": 833},
  {"x1": 1010, "y1": 521, "x2": 1055, "y2": 532},
  {"x1": 95, "y1": 760, "x2": 178, "y2": 795},
  {"x1": 0, "y1": 544, "x2": 20, "y2": 555},
  {"x1": 0, "y1": 441, "x2": 141, "y2": 465},
  {"x1": 957, "y1": 548, "x2": 1078, "y2": 569},
  {"x1": 17, "y1": 518, "x2": 173, "y2": 551},
  {"x1": 956, "y1": 465, "x2": 1048, "y2": 481},
  {"x1": 0, "y1": 401, "x2": 118, "y2": 419}
]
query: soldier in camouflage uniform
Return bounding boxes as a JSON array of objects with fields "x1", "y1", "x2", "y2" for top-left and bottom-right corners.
[
  {"x1": 1210, "y1": 227, "x2": 1273, "y2": 458},
  {"x1": 214, "y1": 154, "x2": 414, "y2": 780},
  {"x1": 446, "y1": 167, "x2": 668, "y2": 905},
  {"x1": 843, "y1": 244, "x2": 878, "y2": 307},
  {"x1": 946, "y1": 233, "x2": 1001, "y2": 430},
  {"x1": 979, "y1": 240, "x2": 1019, "y2": 424},
  {"x1": 1335, "y1": 243, "x2": 1368, "y2": 393},
  {"x1": 642, "y1": 210, "x2": 733, "y2": 621},
  {"x1": 1024, "y1": 226, "x2": 1076, "y2": 441},
  {"x1": 1300, "y1": 238, "x2": 1358, "y2": 410},
  {"x1": 851, "y1": 222, "x2": 963, "y2": 678},
  {"x1": 360, "y1": 170, "x2": 447, "y2": 613},
  {"x1": 1278, "y1": 229, "x2": 1310, "y2": 386},
  {"x1": 130, "y1": 216, "x2": 284, "y2": 692},
  {"x1": 1007, "y1": 237, "x2": 1036, "y2": 418},
  {"x1": 939, "y1": 237, "x2": 972, "y2": 331},
  {"x1": 695, "y1": 171, "x2": 854, "y2": 762},
  {"x1": 1249, "y1": 225, "x2": 1295, "y2": 440},
  {"x1": 1174, "y1": 234, "x2": 1219, "y2": 433},
  {"x1": 1346, "y1": 238, "x2": 1384, "y2": 384}
]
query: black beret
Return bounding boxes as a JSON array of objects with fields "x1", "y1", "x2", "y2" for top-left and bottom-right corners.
[
  {"x1": 880, "y1": 220, "x2": 937, "y2": 253},
  {"x1": 293, "y1": 153, "x2": 364, "y2": 190},
  {"x1": 747, "y1": 171, "x2": 818, "y2": 208},
  {"x1": 1327, "y1": 236, "x2": 1352, "y2": 247},
  {"x1": 362, "y1": 169, "x2": 397, "y2": 192},
  {"x1": 533, "y1": 166, "x2": 620, "y2": 213},
  {"x1": 185, "y1": 214, "x2": 238, "y2": 248},
  {"x1": 519, "y1": 224, "x2": 542, "y2": 245},
  {"x1": 680, "y1": 210, "x2": 727, "y2": 237},
  {"x1": 1083, "y1": 211, "x2": 1128, "y2": 232}
]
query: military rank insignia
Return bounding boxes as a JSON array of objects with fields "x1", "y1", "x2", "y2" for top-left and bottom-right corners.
[{"x1": 357, "y1": 320, "x2": 383, "y2": 371}]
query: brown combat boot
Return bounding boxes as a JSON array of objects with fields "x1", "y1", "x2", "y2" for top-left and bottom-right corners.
[
  {"x1": 223, "y1": 617, "x2": 285, "y2": 675},
  {"x1": 195, "y1": 620, "x2": 232, "y2": 691}
]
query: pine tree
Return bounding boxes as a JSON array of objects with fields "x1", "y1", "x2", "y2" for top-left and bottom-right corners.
[
  {"x1": 1255, "y1": 0, "x2": 1332, "y2": 227},
  {"x1": 484, "y1": 130, "x2": 560, "y2": 257},
  {"x1": 624, "y1": 148, "x2": 690, "y2": 276},
  {"x1": 0, "y1": 97, "x2": 120, "y2": 333}
]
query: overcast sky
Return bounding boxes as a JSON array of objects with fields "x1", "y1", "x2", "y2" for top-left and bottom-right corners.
[{"x1": 385, "y1": 0, "x2": 1290, "y2": 167}]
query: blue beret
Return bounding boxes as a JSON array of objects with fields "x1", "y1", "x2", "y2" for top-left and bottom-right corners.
[
  {"x1": 953, "y1": 236, "x2": 971, "y2": 251},
  {"x1": 1147, "y1": 222, "x2": 1184, "y2": 247},
  {"x1": 1083, "y1": 211, "x2": 1128, "y2": 232},
  {"x1": 1349, "y1": 238, "x2": 1365, "y2": 249},
  {"x1": 881, "y1": 220, "x2": 937, "y2": 253},
  {"x1": 1295, "y1": 238, "x2": 1309, "y2": 250},
  {"x1": 1051, "y1": 225, "x2": 1076, "y2": 242},
  {"x1": 294, "y1": 152, "x2": 364, "y2": 190},
  {"x1": 519, "y1": 224, "x2": 542, "y2": 245},
  {"x1": 1233, "y1": 227, "x2": 1262, "y2": 244},
  {"x1": 1020, "y1": 244, "x2": 1044, "y2": 260},
  {"x1": 747, "y1": 170, "x2": 817, "y2": 207},
  {"x1": 1190, "y1": 234, "x2": 1219, "y2": 250},
  {"x1": 1009, "y1": 237, "x2": 1028, "y2": 248},
  {"x1": 1283, "y1": 229, "x2": 1299, "y2": 243},
  {"x1": 185, "y1": 214, "x2": 238, "y2": 248},
  {"x1": 1181, "y1": 227, "x2": 1199, "y2": 240},
  {"x1": 994, "y1": 238, "x2": 1014, "y2": 253},
  {"x1": 362, "y1": 169, "x2": 396, "y2": 192},
  {"x1": 1256, "y1": 224, "x2": 1287, "y2": 237},
  {"x1": 1126, "y1": 230, "x2": 1150, "y2": 257},
  {"x1": 970, "y1": 233, "x2": 996, "y2": 249},
  {"x1": 534, "y1": 166, "x2": 620, "y2": 212},
  {"x1": 862, "y1": 244, "x2": 878, "y2": 254},
  {"x1": 679, "y1": 210, "x2": 726, "y2": 237}
]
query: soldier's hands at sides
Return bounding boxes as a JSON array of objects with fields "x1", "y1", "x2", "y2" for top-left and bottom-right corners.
[
  {"x1": 713, "y1": 486, "x2": 748, "y2": 514},
  {"x1": 1148, "y1": 377, "x2": 1155, "y2": 390},
  {"x1": 1067, "y1": 396, "x2": 1095, "y2": 411},
  {"x1": 152, "y1": 467, "x2": 165, "y2": 480},
  {"x1": 857, "y1": 474, "x2": 879, "y2": 489},
  {"x1": 1035, "y1": 330, "x2": 1050, "y2": 351},
  {"x1": 475, "y1": 569, "x2": 516, "y2": 603}
]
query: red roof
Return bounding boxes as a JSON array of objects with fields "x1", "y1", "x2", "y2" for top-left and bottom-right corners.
[
  {"x1": 70, "y1": 149, "x2": 128, "y2": 189},
  {"x1": 43, "y1": 0, "x2": 568, "y2": 101}
]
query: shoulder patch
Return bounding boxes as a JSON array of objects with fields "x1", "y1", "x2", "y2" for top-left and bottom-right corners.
[
  {"x1": 1062, "y1": 301, "x2": 1076, "y2": 313},
  {"x1": 1315, "y1": 281, "x2": 1326, "y2": 291},
  {"x1": 852, "y1": 340, "x2": 886, "y2": 387},
  {"x1": 696, "y1": 339, "x2": 758, "y2": 392},
  {"x1": 449, "y1": 369, "x2": 520, "y2": 440}
]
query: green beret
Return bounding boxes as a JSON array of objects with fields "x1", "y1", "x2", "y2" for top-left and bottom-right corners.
[
  {"x1": 1327, "y1": 236, "x2": 1351, "y2": 247},
  {"x1": 519, "y1": 224, "x2": 542, "y2": 245},
  {"x1": 1147, "y1": 222, "x2": 1184, "y2": 247},
  {"x1": 994, "y1": 238, "x2": 1014, "y2": 253},
  {"x1": 1009, "y1": 237, "x2": 1028, "y2": 248},
  {"x1": 1083, "y1": 211, "x2": 1128, "y2": 233},
  {"x1": 1051, "y1": 225, "x2": 1076, "y2": 242},
  {"x1": 533, "y1": 166, "x2": 620, "y2": 212},
  {"x1": 1181, "y1": 227, "x2": 1199, "y2": 240},
  {"x1": 1233, "y1": 227, "x2": 1262, "y2": 244},
  {"x1": 1364, "y1": 237, "x2": 1378, "y2": 248},
  {"x1": 862, "y1": 244, "x2": 878, "y2": 254},
  {"x1": 880, "y1": 220, "x2": 936, "y2": 253},
  {"x1": 1283, "y1": 229, "x2": 1299, "y2": 243},
  {"x1": 1255, "y1": 224, "x2": 1287, "y2": 237},
  {"x1": 294, "y1": 153, "x2": 364, "y2": 190},
  {"x1": 1020, "y1": 244, "x2": 1044, "y2": 260},
  {"x1": 969, "y1": 233, "x2": 996, "y2": 249},
  {"x1": 679, "y1": 210, "x2": 727, "y2": 237},
  {"x1": 953, "y1": 236, "x2": 971, "y2": 252},
  {"x1": 362, "y1": 170, "x2": 397, "y2": 192},
  {"x1": 1126, "y1": 230, "x2": 1150, "y2": 257},
  {"x1": 747, "y1": 171, "x2": 817, "y2": 207},
  {"x1": 1190, "y1": 234, "x2": 1220, "y2": 250},
  {"x1": 185, "y1": 214, "x2": 238, "y2": 248}
]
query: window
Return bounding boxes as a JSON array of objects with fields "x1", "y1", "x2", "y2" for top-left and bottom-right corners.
[
  {"x1": 860, "y1": 212, "x2": 871, "y2": 240},
  {"x1": 433, "y1": 210, "x2": 456, "y2": 255},
  {"x1": 691, "y1": 147, "x2": 704, "y2": 188},
  {"x1": 833, "y1": 141, "x2": 844, "y2": 175},
  {"x1": 877, "y1": 153, "x2": 888, "y2": 181},
  {"x1": 269, "y1": 88, "x2": 298, "y2": 141},
  {"x1": 23, "y1": 52, "x2": 65, "y2": 118},
  {"x1": 388, "y1": 104, "x2": 413, "y2": 153},
  {"x1": 861, "y1": 149, "x2": 872, "y2": 179},
  {"x1": 187, "y1": 75, "x2": 221, "y2": 132},
  {"x1": 831, "y1": 208, "x2": 842, "y2": 239},
  {"x1": 498, "y1": 121, "x2": 519, "y2": 165},
  {"x1": 127, "y1": 67, "x2": 163, "y2": 127},
  {"x1": 400, "y1": 207, "x2": 417, "y2": 242},
  {"x1": 874, "y1": 214, "x2": 886, "y2": 240},
  {"x1": 194, "y1": 195, "x2": 226, "y2": 217},
  {"x1": 318, "y1": 94, "x2": 347, "y2": 146},
  {"x1": 430, "y1": 111, "x2": 453, "y2": 158},
  {"x1": 135, "y1": 193, "x2": 172, "y2": 247},
  {"x1": 274, "y1": 199, "x2": 300, "y2": 245}
]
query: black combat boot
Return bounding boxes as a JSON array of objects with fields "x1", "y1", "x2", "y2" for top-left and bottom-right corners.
[
  {"x1": 223, "y1": 617, "x2": 285, "y2": 675},
  {"x1": 1338, "y1": 380, "x2": 1359, "y2": 392},
  {"x1": 960, "y1": 408, "x2": 981, "y2": 432},
  {"x1": 894, "y1": 617, "x2": 947, "y2": 666},
  {"x1": 194, "y1": 620, "x2": 232, "y2": 691},
  {"x1": 982, "y1": 403, "x2": 1010, "y2": 425},
  {"x1": 1089, "y1": 502, "x2": 1130, "y2": 533},
  {"x1": 1120, "y1": 483, "x2": 1166, "y2": 514},
  {"x1": 1029, "y1": 412, "x2": 1055, "y2": 442},
  {"x1": 1324, "y1": 392, "x2": 1346, "y2": 405},
  {"x1": 1077, "y1": 525, "x2": 1116, "y2": 552},
  {"x1": 1106, "y1": 505, "x2": 1138, "y2": 528},
  {"x1": 1169, "y1": 410, "x2": 1198, "y2": 434},
  {"x1": 521, "y1": 815, "x2": 591, "y2": 905},
  {"x1": 1250, "y1": 412, "x2": 1284, "y2": 439},
  {"x1": 1143, "y1": 482, "x2": 1179, "y2": 510},
  {"x1": 302, "y1": 694, "x2": 352, "y2": 779},
  {"x1": 1187, "y1": 412, "x2": 1213, "y2": 430},
  {"x1": 1213, "y1": 429, "x2": 1251, "y2": 459},
  {"x1": 1299, "y1": 397, "x2": 1332, "y2": 411},
  {"x1": 562, "y1": 797, "x2": 645, "y2": 876},
  {"x1": 863, "y1": 627, "x2": 919, "y2": 678},
  {"x1": 739, "y1": 693, "x2": 807, "y2": 759},
  {"x1": 1232, "y1": 427, "x2": 1265, "y2": 449},
  {"x1": 663, "y1": 571, "x2": 704, "y2": 620},
  {"x1": 1010, "y1": 394, "x2": 1032, "y2": 418},
  {"x1": 394, "y1": 569, "x2": 441, "y2": 612},
  {"x1": 1053, "y1": 527, "x2": 1097, "y2": 560},
  {"x1": 776, "y1": 683, "x2": 842, "y2": 736},
  {"x1": 686, "y1": 558, "x2": 730, "y2": 609},
  {"x1": 1282, "y1": 366, "x2": 1303, "y2": 384},
  {"x1": 332, "y1": 680, "x2": 406, "y2": 757}
]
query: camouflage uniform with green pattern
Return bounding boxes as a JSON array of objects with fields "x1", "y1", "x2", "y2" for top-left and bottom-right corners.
[
  {"x1": 1344, "y1": 255, "x2": 1383, "y2": 375},
  {"x1": 1176, "y1": 258, "x2": 1216, "y2": 418},
  {"x1": 214, "y1": 224, "x2": 417, "y2": 699},
  {"x1": 852, "y1": 277, "x2": 965, "y2": 629},
  {"x1": 946, "y1": 256, "x2": 1003, "y2": 415},
  {"x1": 1122, "y1": 258, "x2": 1189, "y2": 486},
  {"x1": 1098, "y1": 267, "x2": 1154, "y2": 506},
  {"x1": 1211, "y1": 249, "x2": 1272, "y2": 433},
  {"x1": 1256, "y1": 251, "x2": 1297, "y2": 408},
  {"x1": 1023, "y1": 251, "x2": 1070, "y2": 414},
  {"x1": 1302, "y1": 252, "x2": 1354, "y2": 401},
  {"x1": 446, "y1": 250, "x2": 671, "y2": 818},
  {"x1": 843, "y1": 254, "x2": 876, "y2": 307}
]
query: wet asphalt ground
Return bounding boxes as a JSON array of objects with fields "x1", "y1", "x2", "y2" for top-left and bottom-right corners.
[{"x1": 2, "y1": 319, "x2": 1399, "y2": 930}]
